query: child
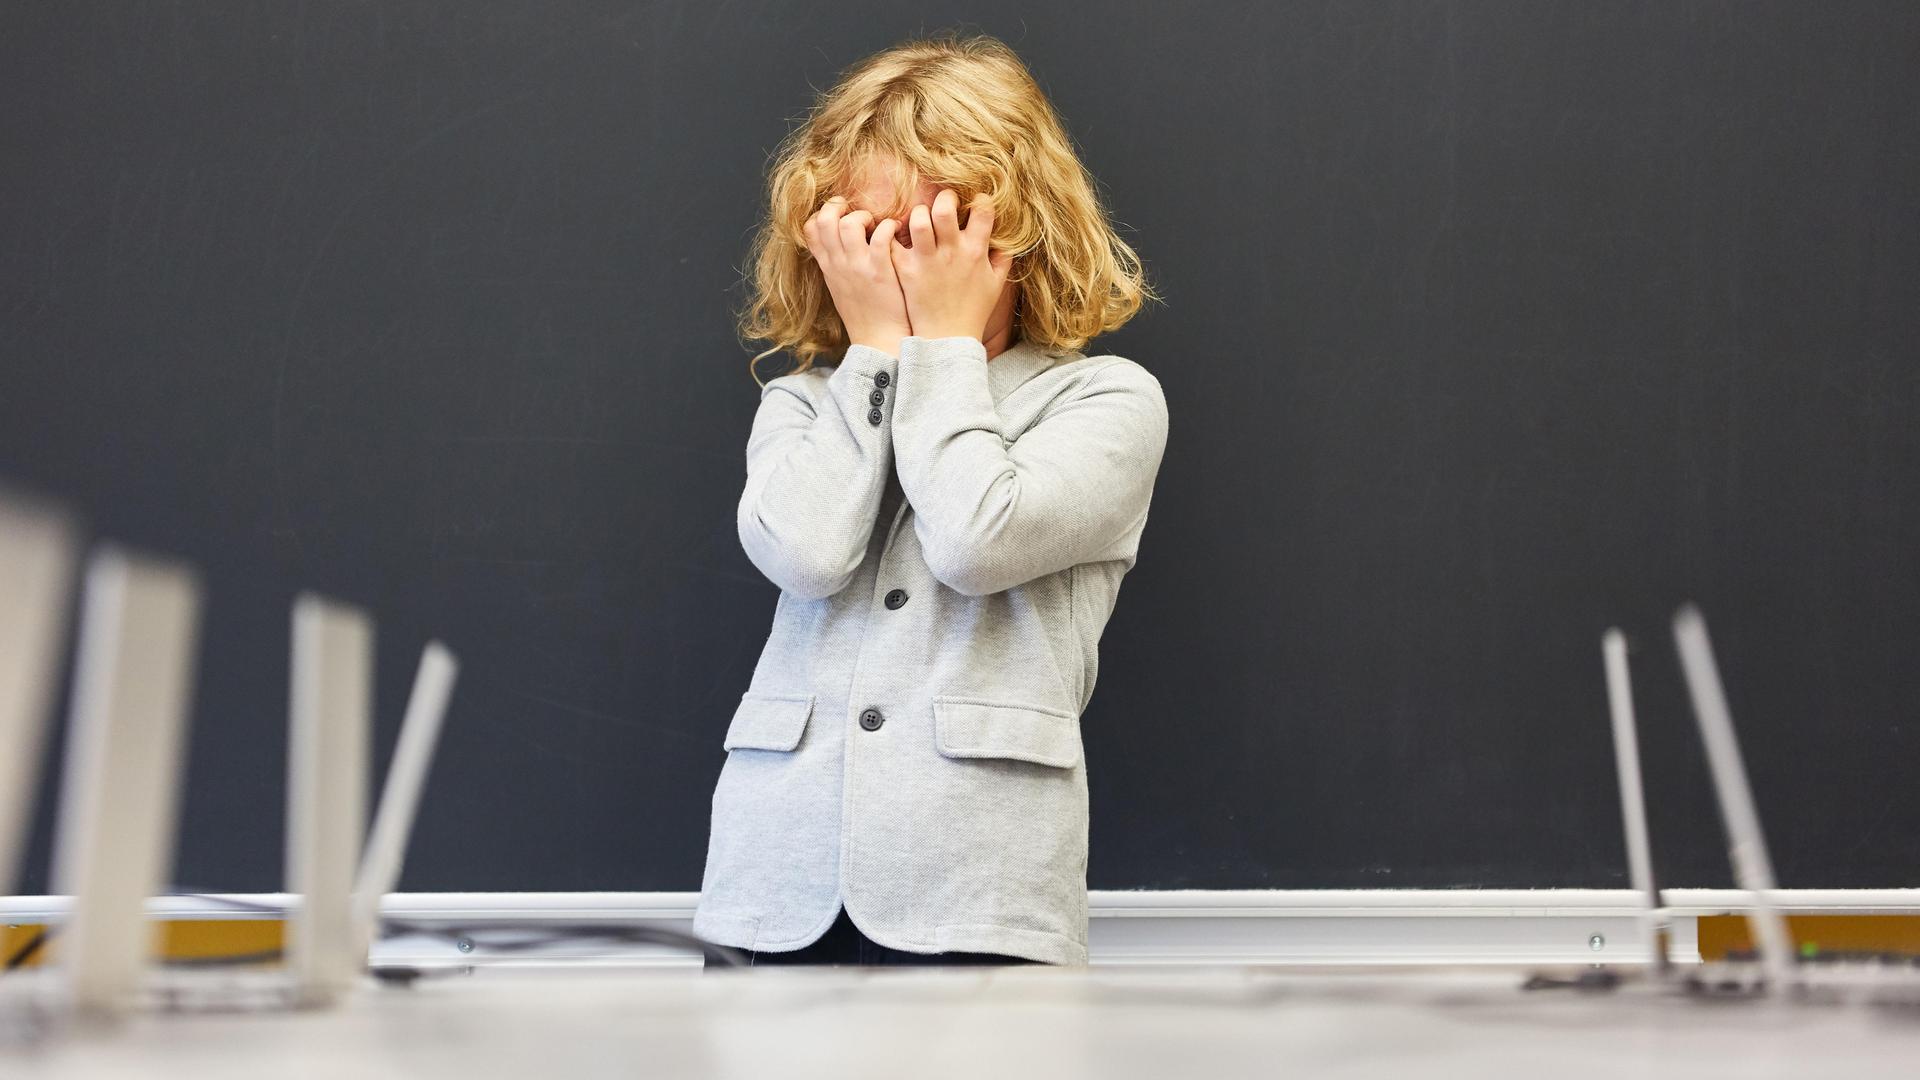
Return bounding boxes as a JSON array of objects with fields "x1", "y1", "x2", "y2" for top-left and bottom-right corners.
[{"x1": 696, "y1": 29, "x2": 1168, "y2": 968}]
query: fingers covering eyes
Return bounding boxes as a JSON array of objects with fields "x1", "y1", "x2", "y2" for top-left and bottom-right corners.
[
  {"x1": 804, "y1": 196, "x2": 847, "y2": 255},
  {"x1": 907, "y1": 203, "x2": 935, "y2": 250},
  {"x1": 929, "y1": 189, "x2": 961, "y2": 247},
  {"x1": 837, "y1": 209, "x2": 874, "y2": 253},
  {"x1": 966, "y1": 195, "x2": 994, "y2": 240},
  {"x1": 810, "y1": 189, "x2": 991, "y2": 258}
]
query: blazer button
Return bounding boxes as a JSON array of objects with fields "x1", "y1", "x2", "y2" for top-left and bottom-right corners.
[
  {"x1": 869, "y1": 387, "x2": 885, "y2": 406},
  {"x1": 884, "y1": 588, "x2": 907, "y2": 609},
  {"x1": 874, "y1": 370, "x2": 890, "y2": 387},
  {"x1": 859, "y1": 708, "x2": 885, "y2": 731},
  {"x1": 867, "y1": 406, "x2": 883, "y2": 425}
]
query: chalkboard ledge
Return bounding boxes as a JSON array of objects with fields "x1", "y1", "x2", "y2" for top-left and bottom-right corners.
[{"x1": 6, "y1": 889, "x2": 1917, "y2": 968}]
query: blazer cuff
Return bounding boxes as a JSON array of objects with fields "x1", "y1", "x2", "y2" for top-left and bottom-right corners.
[
  {"x1": 893, "y1": 334, "x2": 994, "y2": 421},
  {"x1": 888, "y1": 334, "x2": 1001, "y2": 556},
  {"x1": 833, "y1": 343, "x2": 902, "y2": 430}
]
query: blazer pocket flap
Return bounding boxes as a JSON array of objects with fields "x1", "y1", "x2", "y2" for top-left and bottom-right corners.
[
  {"x1": 723, "y1": 691, "x2": 815, "y2": 752},
  {"x1": 933, "y1": 697, "x2": 1081, "y2": 769}
]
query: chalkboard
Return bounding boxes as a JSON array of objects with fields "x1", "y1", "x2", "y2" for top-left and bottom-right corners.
[{"x1": 4, "y1": 2, "x2": 1916, "y2": 895}]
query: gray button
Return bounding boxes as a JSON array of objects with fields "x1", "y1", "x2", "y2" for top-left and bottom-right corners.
[
  {"x1": 874, "y1": 370, "x2": 890, "y2": 387},
  {"x1": 859, "y1": 708, "x2": 884, "y2": 731},
  {"x1": 869, "y1": 387, "x2": 885, "y2": 406},
  {"x1": 867, "y1": 407, "x2": 883, "y2": 425},
  {"x1": 884, "y1": 588, "x2": 907, "y2": 609}
]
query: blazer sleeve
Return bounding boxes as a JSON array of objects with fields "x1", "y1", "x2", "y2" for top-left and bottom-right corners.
[
  {"x1": 890, "y1": 335, "x2": 1170, "y2": 597},
  {"x1": 736, "y1": 344, "x2": 902, "y2": 599}
]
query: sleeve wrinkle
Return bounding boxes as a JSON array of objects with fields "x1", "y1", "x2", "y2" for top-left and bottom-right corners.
[
  {"x1": 896, "y1": 356, "x2": 1168, "y2": 597},
  {"x1": 735, "y1": 366, "x2": 894, "y2": 598}
]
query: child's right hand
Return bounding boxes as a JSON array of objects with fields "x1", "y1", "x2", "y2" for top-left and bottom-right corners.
[{"x1": 803, "y1": 196, "x2": 911, "y2": 356}]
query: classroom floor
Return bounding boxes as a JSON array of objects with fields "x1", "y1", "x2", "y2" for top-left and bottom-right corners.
[{"x1": 4, "y1": 963, "x2": 1919, "y2": 1078}]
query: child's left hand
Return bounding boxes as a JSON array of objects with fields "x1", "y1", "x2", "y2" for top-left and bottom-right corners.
[{"x1": 888, "y1": 188, "x2": 1012, "y2": 343}]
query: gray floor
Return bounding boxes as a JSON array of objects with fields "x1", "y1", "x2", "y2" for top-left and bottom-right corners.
[{"x1": 4, "y1": 964, "x2": 1920, "y2": 1078}]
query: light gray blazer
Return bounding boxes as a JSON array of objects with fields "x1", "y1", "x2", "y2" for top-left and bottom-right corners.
[{"x1": 691, "y1": 333, "x2": 1170, "y2": 965}]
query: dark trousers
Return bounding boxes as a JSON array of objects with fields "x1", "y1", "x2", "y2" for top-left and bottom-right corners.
[{"x1": 702, "y1": 907, "x2": 1046, "y2": 968}]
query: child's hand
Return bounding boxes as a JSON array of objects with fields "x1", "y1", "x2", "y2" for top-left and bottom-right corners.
[
  {"x1": 888, "y1": 189, "x2": 1012, "y2": 343},
  {"x1": 802, "y1": 195, "x2": 912, "y2": 355}
]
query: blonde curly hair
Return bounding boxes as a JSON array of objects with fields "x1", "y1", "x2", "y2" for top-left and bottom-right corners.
[{"x1": 735, "y1": 30, "x2": 1160, "y2": 385}]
